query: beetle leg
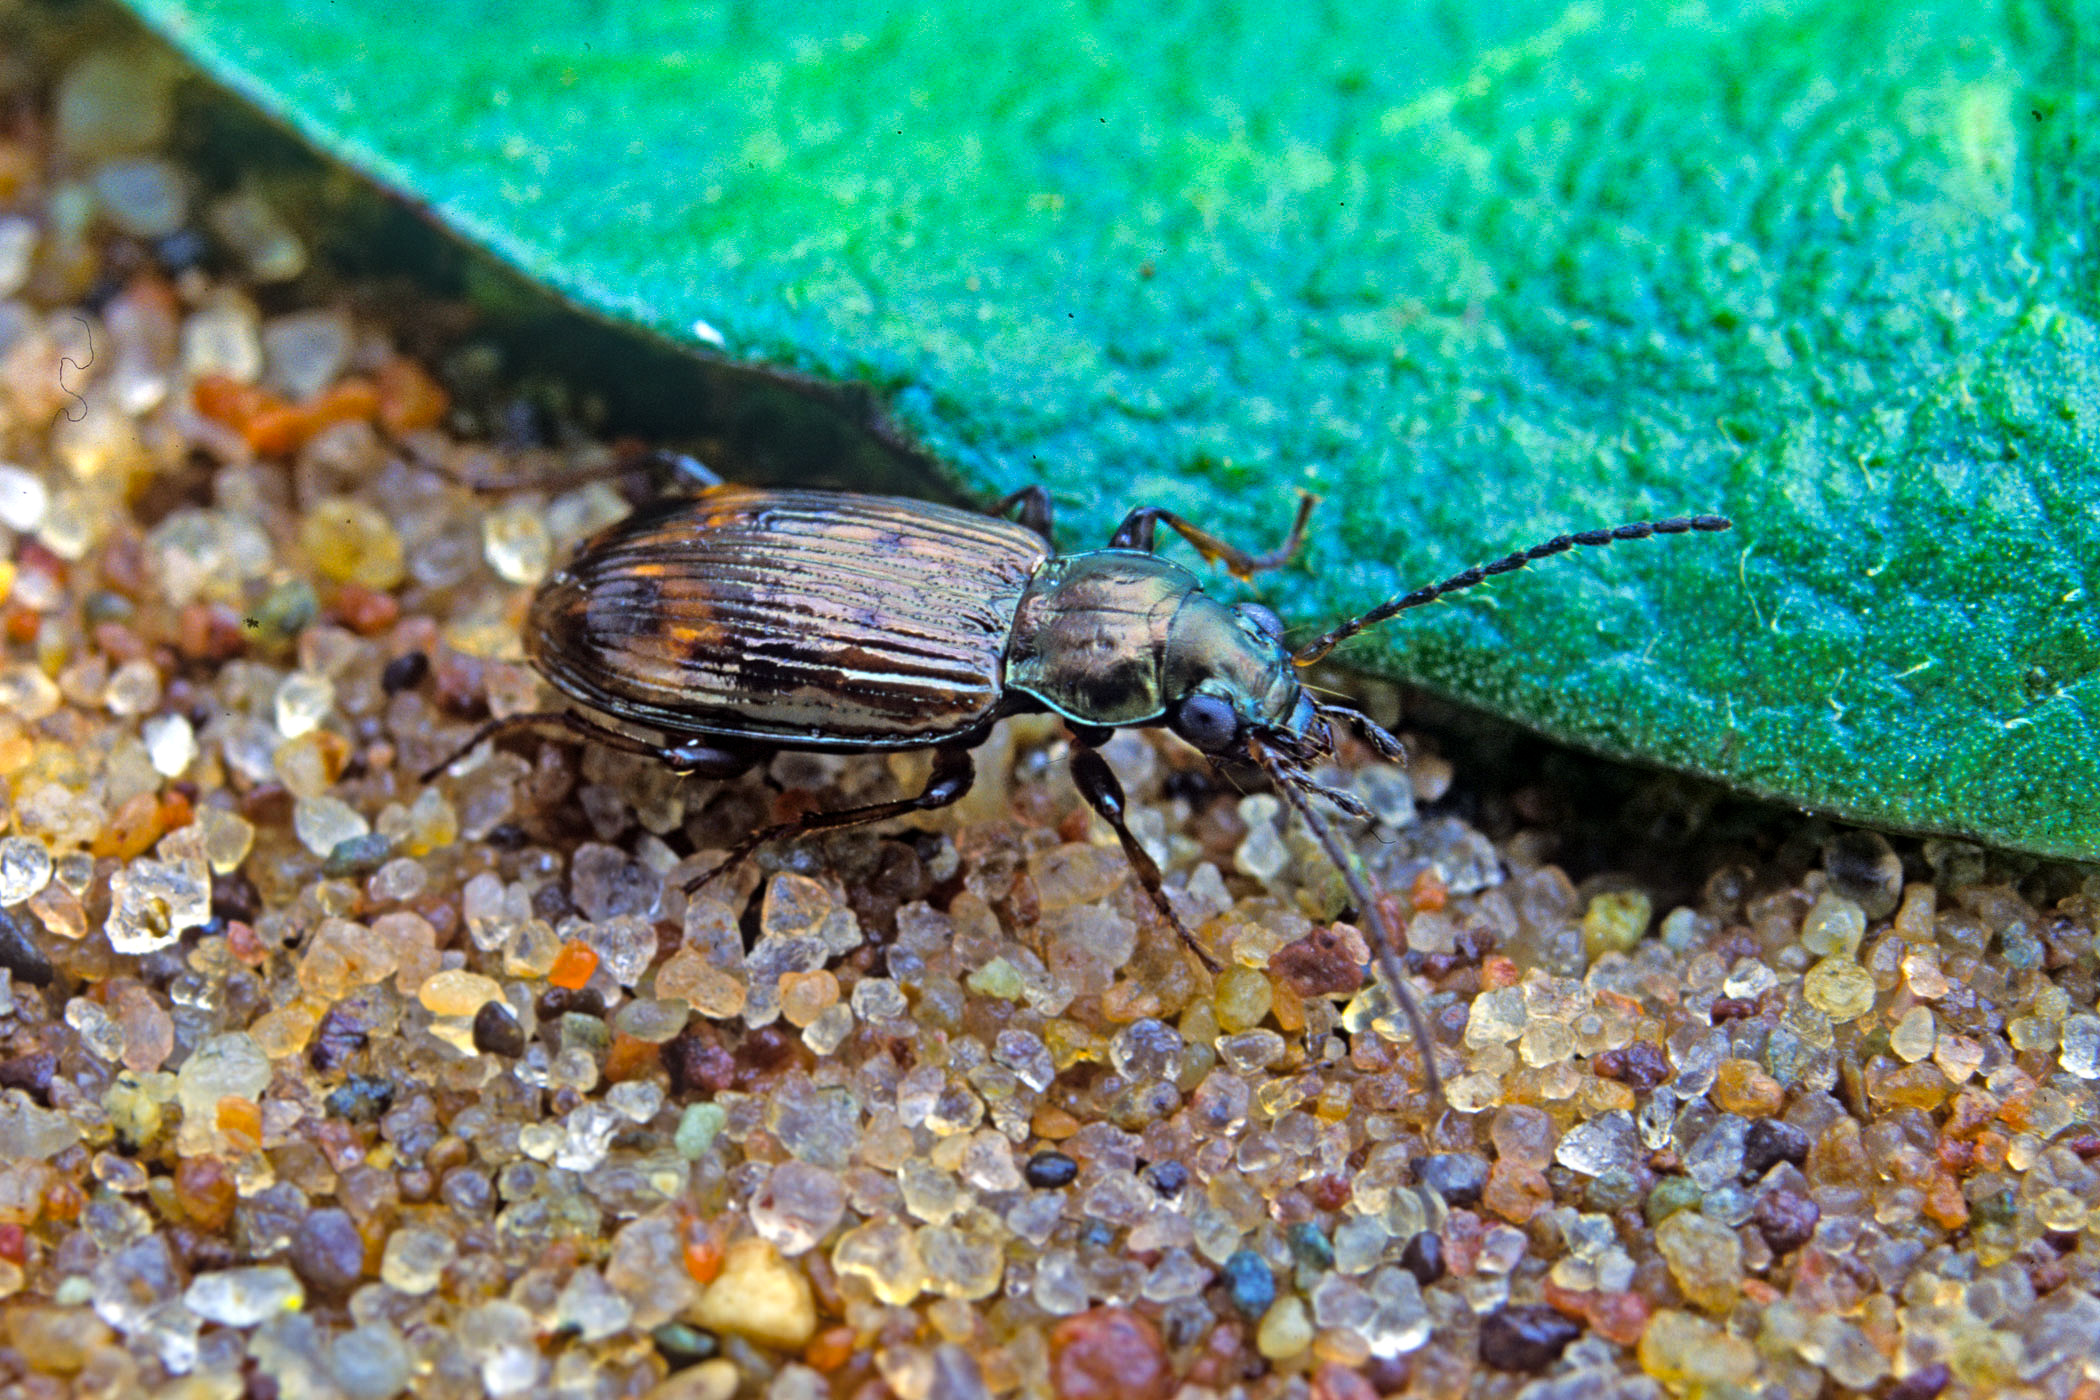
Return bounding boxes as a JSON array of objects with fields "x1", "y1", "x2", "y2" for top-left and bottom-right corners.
[
  {"x1": 1068, "y1": 738, "x2": 1222, "y2": 974},
  {"x1": 419, "y1": 710, "x2": 752, "y2": 783},
  {"x1": 989, "y1": 486, "x2": 1055, "y2": 544},
  {"x1": 1315, "y1": 701, "x2": 1406, "y2": 763},
  {"x1": 1106, "y1": 492, "x2": 1317, "y2": 580},
  {"x1": 683, "y1": 744, "x2": 976, "y2": 895}
]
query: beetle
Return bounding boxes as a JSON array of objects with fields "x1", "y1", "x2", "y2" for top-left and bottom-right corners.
[{"x1": 426, "y1": 455, "x2": 1731, "y2": 1100}]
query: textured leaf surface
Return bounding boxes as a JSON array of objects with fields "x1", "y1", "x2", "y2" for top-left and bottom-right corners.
[{"x1": 126, "y1": 0, "x2": 2099, "y2": 856}]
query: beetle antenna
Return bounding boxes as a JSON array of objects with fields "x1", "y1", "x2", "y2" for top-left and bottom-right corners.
[
  {"x1": 1292, "y1": 514, "x2": 1733, "y2": 665},
  {"x1": 1255, "y1": 740, "x2": 1445, "y2": 1106}
]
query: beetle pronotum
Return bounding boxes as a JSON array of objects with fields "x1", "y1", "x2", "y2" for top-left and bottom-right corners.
[{"x1": 427, "y1": 456, "x2": 1731, "y2": 1102}]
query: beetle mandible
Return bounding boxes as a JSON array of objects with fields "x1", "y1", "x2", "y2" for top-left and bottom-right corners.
[{"x1": 427, "y1": 455, "x2": 1732, "y2": 1101}]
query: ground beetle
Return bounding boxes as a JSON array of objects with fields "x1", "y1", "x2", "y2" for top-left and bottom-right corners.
[{"x1": 428, "y1": 455, "x2": 1731, "y2": 1100}]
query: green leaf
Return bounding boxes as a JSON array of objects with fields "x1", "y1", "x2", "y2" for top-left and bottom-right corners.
[{"x1": 125, "y1": 0, "x2": 2098, "y2": 858}]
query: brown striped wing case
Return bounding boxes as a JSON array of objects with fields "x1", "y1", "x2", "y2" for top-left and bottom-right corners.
[{"x1": 526, "y1": 487, "x2": 1052, "y2": 750}]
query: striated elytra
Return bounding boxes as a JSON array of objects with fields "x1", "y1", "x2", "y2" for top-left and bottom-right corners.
[{"x1": 428, "y1": 457, "x2": 1731, "y2": 1102}]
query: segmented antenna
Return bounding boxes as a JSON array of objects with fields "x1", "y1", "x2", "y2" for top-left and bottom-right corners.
[{"x1": 1292, "y1": 514, "x2": 1733, "y2": 665}]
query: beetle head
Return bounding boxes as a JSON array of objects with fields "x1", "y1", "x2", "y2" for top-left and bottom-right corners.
[{"x1": 1160, "y1": 593, "x2": 1334, "y2": 760}]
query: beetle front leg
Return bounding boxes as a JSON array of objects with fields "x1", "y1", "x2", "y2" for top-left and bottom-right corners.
[
  {"x1": 683, "y1": 743, "x2": 976, "y2": 895},
  {"x1": 1107, "y1": 492, "x2": 1317, "y2": 580},
  {"x1": 1068, "y1": 735, "x2": 1221, "y2": 974}
]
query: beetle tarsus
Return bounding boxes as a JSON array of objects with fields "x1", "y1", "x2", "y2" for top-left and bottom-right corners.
[
  {"x1": 1069, "y1": 736, "x2": 1221, "y2": 974},
  {"x1": 681, "y1": 744, "x2": 978, "y2": 896}
]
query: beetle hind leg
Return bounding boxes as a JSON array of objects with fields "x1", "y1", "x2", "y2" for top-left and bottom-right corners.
[
  {"x1": 419, "y1": 710, "x2": 751, "y2": 784},
  {"x1": 683, "y1": 744, "x2": 976, "y2": 896},
  {"x1": 1068, "y1": 737, "x2": 1221, "y2": 974}
]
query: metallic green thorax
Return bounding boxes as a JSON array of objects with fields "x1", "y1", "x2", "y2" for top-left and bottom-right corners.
[{"x1": 1005, "y1": 550, "x2": 1301, "y2": 730}]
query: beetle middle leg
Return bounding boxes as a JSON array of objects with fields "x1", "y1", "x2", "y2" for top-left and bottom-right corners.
[
  {"x1": 1068, "y1": 731, "x2": 1222, "y2": 974},
  {"x1": 988, "y1": 485, "x2": 1055, "y2": 544},
  {"x1": 683, "y1": 743, "x2": 977, "y2": 895},
  {"x1": 1108, "y1": 491, "x2": 1317, "y2": 580}
]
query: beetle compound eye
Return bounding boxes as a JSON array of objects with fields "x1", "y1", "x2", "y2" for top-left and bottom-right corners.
[
  {"x1": 1237, "y1": 603, "x2": 1287, "y2": 643},
  {"x1": 1171, "y1": 693, "x2": 1240, "y2": 752}
]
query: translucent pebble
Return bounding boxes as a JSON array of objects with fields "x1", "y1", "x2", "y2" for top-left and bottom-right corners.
[
  {"x1": 655, "y1": 947, "x2": 748, "y2": 1019},
  {"x1": 0, "y1": 837, "x2": 52, "y2": 905},
  {"x1": 1464, "y1": 987, "x2": 1526, "y2": 1047},
  {"x1": 141, "y1": 713, "x2": 197, "y2": 777},
  {"x1": 1582, "y1": 890, "x2": 1651, "y2": 959},
  {"x1": 274, "y1": 671, "x2": 335, "y2": 739},
  {"x1": 1799, "y1": 891, "x2": 1867, "y2": 958},
  {"x1": 367, "y1": 857, "x2": 426, "y2": 903},
  {"x1": 90, "y1": 157, "x2": 188, "y2": 237},
  {"x1": 0, "y1": 464, "x2": 48, "y2": 532},
  {"x1": 834, "y1": 1219, "x2": 928, "y2": 1308},
  {"x1": 198, "y1": 807, "x2": 255, "y2": 874},
  {"x1": 1256, "y1": 1295, "x2": 1313, "y2": 1359},
  {"x1": 56, "y1": 51, "x2": 175, "y2": 159},
  {"x1": 2060, "y1": 1013, "x2": 2100, "y2": 1080},
  {"x1": 0, "y1": 1092, "x2": 81, "y2": 1160},
  {"x1": 330, "y1": 1322, "x2": 413, "y2": 1400},
  {"x1": 1332, "y1": 1214, "x2": 1390, "y2": 1275},
  {"x1": 1654, "y1": 1210, "x2": 1742, "y2": 1311},
  {"x1": 103, "y1": 658, "x2": 161, "y2": 716},
  {"x1": 378, "y1": 1226, "x2": 456, "y2": 1295},
  {"x1": 750, "y1": 1161, "x2": 847, "y2": 1255},
  {"x1": 611, "y1": 997, "x2": 690, "y2": 1043},
  {"x1": 301, "y1": 498, "x2": 405, "y2": 589},
  {"x1": 184, "y1": 1266, "x2": 303, "y2": 1327},
  {"x1": 0, "y1": 664, "x2": 60, "y2": 721},
  {"x1": 1889, "y1": 1005, "x2": 1937, "y2": 1063},
  {"x1": 606, "y1": 1080, "x2": 663, "y2": 1125},
  {"x1": 553, "y1": 1268, "x2": 632, "y2": 1344},
  {"x1": 919, "y1": 1221, "x2": 1004, "y2": 1301},
  {"x1": 803, "y1": 1004, "x2": 854, "y2": 1055},
  {"x1": 850, "y1": 976, "x2": 909, "y2": 1021},
  {"x1": 261, "y1": 309, "x2": 353, "y2": 401},
  {"x1": 1683, "y1": 1116, "x2": 1748, "y2": 1190},
  {"x1": 1802, "y1": 956, "x2": 1876, "y2": 1022},
  {"x1": 1214, "y1": 966, "x2": 1274, "y2": 1031},
  {"x1": 1109, "y1": 1018, "x2": 1183, "y2": 1083},
  {"x1": 483, "y1": 502, "x2": 553, "y2": 584},
  {"x1": 1027, "y1": 842, "x2": 1125, "y2": 911},
  {"x1": 766, "y1": 1076, "x2": 863, "y2": 1169},
  {"x1": 208, "y1": 192, "x2": 307, "y2": 282},
  {"x1": 418, "y1": 969, "x2": 503, "y2": 1017},
  {"x1": 293, "y1": 796, "x2": 371, "y2": 857},
  {"x1": 1518, "y1": 1019, "x2": 1575, "y2": 1067},
  {"x1": 0, "y1": 221, "x2": 35, "y2": 299},
  {"x1": 1234, "y1": 819, "x2": 1290, "y2": 883},
  {"x1": 181, "y1": 299, "x2": 264, "y2": 383},
  {"x1": 993, "y1": 1030, "x2": 1056, "y2": 1092},
  {"x1": 1355, "y1": 764, "x2": 1417, "y2": 827},
  {"x1": 174, "y1": 1033, "x2": 270, "y2": 1125},
  {"x1": 676, "y1": 1102, "x2": 728, "y2": 1158},
  {"x1": 1490, "y1": 1106, "x2": 1557, "y2": 1168},
  {"x1": 761, "y1": 873, "x2": 834, "y2": 938},
  {"x1": 108, "y1": 854, "x2": 211, "y2": 953},
  {"x1": 1217, "y1": 1030, "x2": 1286, "y2": 1074},
  {"x1": 1555, "y1": 1111, "x2": 1639, "y2": 1177},
  {"x1": 779, "y1": 969, "x2": 840, "y2": 1028}
]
